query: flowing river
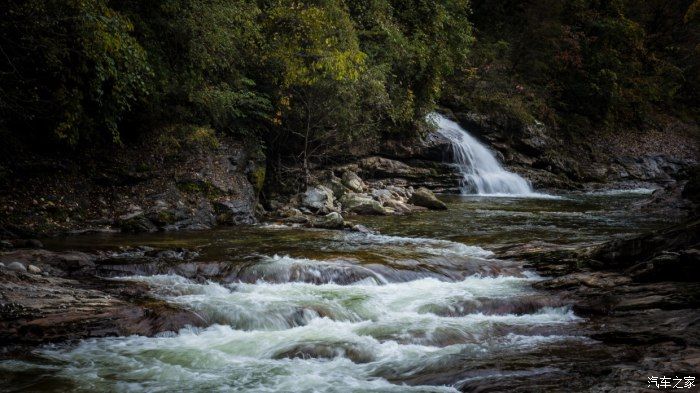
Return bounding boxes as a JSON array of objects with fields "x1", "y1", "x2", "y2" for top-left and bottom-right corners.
[{"x1": 0, "y1": 190, "x2": 669, "y2": 392}]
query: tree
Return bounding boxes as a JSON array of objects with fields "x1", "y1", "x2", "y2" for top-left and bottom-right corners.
[
  {"x1": 0, "y1": 0, "x2": 151, "y2": 143},
  {"x1": 262, "y1": 0, "x2": 378, "y2": 181}
]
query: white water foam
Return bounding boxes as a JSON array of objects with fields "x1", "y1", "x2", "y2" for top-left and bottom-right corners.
[
  {"x1": 240, "y1": 254, "x2": 390, "y2": 285},
  {"x1": 20, "y1": 270, "x2": 581, "y2": 393},
  {"x1": 586, "y1": 187, "x2": 658, "y2": 196},
  {"x1": 341, "y1": 232, "x2": 494, "y2": 258},
  {"x1": 115, "y1": 274, "x2": 571, "y2": 333}
]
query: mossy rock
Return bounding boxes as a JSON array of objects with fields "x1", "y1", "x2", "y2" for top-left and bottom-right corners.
[
  {"x1": 248, "y1": 166, "x2": 266, "y2": 195},
  {"x1": 176, "y1": 179, "x2": 223, "y2": 198}
]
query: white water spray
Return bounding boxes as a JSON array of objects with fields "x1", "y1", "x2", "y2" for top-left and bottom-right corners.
[{"x1": 430, "y1": 113, "x2": 537, "y2": 196}]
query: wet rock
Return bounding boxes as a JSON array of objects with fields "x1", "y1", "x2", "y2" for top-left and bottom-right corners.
[
  {"x1": 408, "y1": 187, "x2": 447, "y2": 210},
  {"x1": 301, "y1": 185, "x2": 336, "y2": 213},
  {"x1": 0, "y1": 240, "x2": 12, "y2": 250},
  {"x1": 9, "y1": 239, "x2": 43, "y2": 249},
  {"x1": 273, "y1": 343, "x2": 375, "y2": 363},
  {"x1": 314, "y1": 212, "x2": 345, "y2": 229},
  {"x1": 627, "y1": 250, "x2": 700, "y2": 282},
  {"x1": 0, "y1": 262, "x2": 4, "y2": 268},
  {"x1": 341, "y1": 171, "x2": 365, "y2": 193},
  {"x1": 340, "y1": 194, "x2": 387, "y2": 215},
  {"x1": 213, "y1": 199, "x2": 256, "y2": 225},
  {"x1": 6, "y1": 261, "x2": 26, "y2": 272},
  {"x1": 0, "y1": 270, "x2": 205, "y2": 349},
  {"x1": 1, "y1": 249, "x2": 97, "y2": 274},
  {"x1": 283, "y1": 214, "x2": 310, "y2": 225},
  {"x1": 351, "y1": 224, "x2": 376, "y2": 234},
  {"x1": 27, "y1": 264, "x2": 41, "y2": 274},
  {"x1": 589, "y1": 218, "x2": 699, "y2": 270},
  {"x1": 534, "y1": 272, "x2": 632, "y2": 290}
]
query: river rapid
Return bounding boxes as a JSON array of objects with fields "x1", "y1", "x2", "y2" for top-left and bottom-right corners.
[{"x1": 0, "y1": 190, "x2": 672, "y2": 392}]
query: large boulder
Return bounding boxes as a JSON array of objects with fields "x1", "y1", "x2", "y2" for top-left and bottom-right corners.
[
  {"x1": 6, "y1": 261, "x2": 26, "y2": 273},
  {"x1": 371, "y1": 189, "x2": 398, "y2": 204},
  {"x1": 213, "y1": 199, "x2": 256, "y2": 225},
  {"x1": 322, "y1": 175, "x2": 347, "y2": 200},
  {"x1": 340, "y1": 194, "x2": 387, "y2": 215},
  {"x1": 341, "y1": 171, "x2": 365, "y2": 193},
  {"x1": 117, "y1": 212, "x2": 158, "y2": 233},
  {"x1": 301, "y1": 185, "x2": 335, "y2": 213},
  {"x1": 313, "y1": 212, "x2": 345, "y2": 229},
  {"x1": 408, "y1": 187, "x2": 447, "y2": 210}
]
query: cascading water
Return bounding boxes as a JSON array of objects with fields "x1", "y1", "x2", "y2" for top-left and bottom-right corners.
[{"x1": 430, "y1": 113, "x2": 535, "y2": 196}]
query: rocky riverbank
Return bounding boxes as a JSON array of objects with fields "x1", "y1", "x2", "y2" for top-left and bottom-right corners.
[
  {"x1": 1, "y1": 113, "x2": 698, "y2": 388},
  {"x1": 0, "y1": 248, "x2": 206, "y2": 357},
  {"x1": 2, "y1": 109, "x2": 697, "y2": 240}
]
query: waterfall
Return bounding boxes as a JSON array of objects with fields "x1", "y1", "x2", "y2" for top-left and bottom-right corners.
[{"x1": 430, "y1": 113, "x2": 536, "y2": 196}]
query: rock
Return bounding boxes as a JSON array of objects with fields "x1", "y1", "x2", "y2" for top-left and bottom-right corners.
[
  {"x1": 340, "y1": 194, "x2": 387, "y2": 215},
  {"x1": 301, "y1": 185, "x2": 336, "y2": 213},
  {"x1": 358, "y1": 156, "x2": 431, "y2": 179},
  {"x1": 0, "y1": 269, "x2": 206, "y2": 350},
  {"x1": 0, "y1": 262, "x2": 5, "y2": 268},
  {"x1": 9, "y1": 239, "x2": 44, "y2": 249},
  {"x1": 279, "y1": 208, "x2": 308, "y2": 224},
  {"x1": 341, "y1": 171, "x2": 365, "y2": 193},
  {"x1": 7, "y1": 262, "x2": 26, "y2": 272},
  {"x1": 27, "y1": 264, "x2": 41, "y2": 274},
  {"x1": 408, "y1": 187, "x2": 447, "y2": 210},
  {"x1": 682, "y1": 165, "x2": 700, "y2": 204},
  {"x1": 213, "y1": 199, "x2": 256, "y2": 225},
  {"x1": 0, "y1": 240, "x2": 12, "y2": 250},
  {"x1": 321, "y1": 172, "x2": 347, "y2": 199},
  {"x1": 314, "y1": 212, "x2": 345, "y2": 229},
  {"x1": 371, "y1": 189, "x2": 396, "y2": 204},
  {"x1": 386, "y1": 185, "x2": 410, "y2": 199},
  {"x1": 383, "y1": 199, "x2": 426, "y2": 214},
  {"x1": 351, "y1": 224, "x2": 376, "y2": 234},
  {"x1": 118, "y1": 213, "x2": 158, "y2": 233},
  {"x1": 283, "y1": 215, "x2": 310, "y2": 224},
  {"x1": 418, "y1": 132, "x2": 454, "y2": 161},
  {"x1": 627, "y1": 250, "x2": 700, "y2": 282},
  {"x1": 145, "y1": 201, "x2": 183, "y2": 227}
]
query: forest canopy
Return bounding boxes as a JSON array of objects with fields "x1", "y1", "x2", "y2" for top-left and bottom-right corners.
[
  {"x1": 0, "y1": 0, "x2": 472, "y2": 153},
  {"x1": 0, "y1": 0, "x2": 697, "y2": 155}
]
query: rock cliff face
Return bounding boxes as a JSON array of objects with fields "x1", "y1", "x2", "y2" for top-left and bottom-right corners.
[
  {"x1": 0, "y1": 131, "x2": 263, "y2": 237},
  {"x1": 443, "y1": 108, "x2": 698, "y2": 191}
]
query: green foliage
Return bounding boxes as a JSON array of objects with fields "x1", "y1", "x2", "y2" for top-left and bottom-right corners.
[
  {"x1": 347, "y1": 0, "x2": 474, "y2": 129},
  {"x1": 0, "y1": 0, "x2": 151, "y2": 143},
  {"x1": 115, "y1": 0, "x2": 271, "y2": 138},
  {"x1": 446, "y1": 0, "x2": 699, "y2": 133},
  {"x1": 1, "y1": 0, "x2": 473, "y2": 163}
]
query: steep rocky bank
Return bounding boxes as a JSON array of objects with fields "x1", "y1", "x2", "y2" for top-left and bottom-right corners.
[
  {"x1": 441, "y1": 105, "x2": 698, "y2": 193},
  {"x1": 0, "y1": 128, "x2": 264, "y2": 239}
]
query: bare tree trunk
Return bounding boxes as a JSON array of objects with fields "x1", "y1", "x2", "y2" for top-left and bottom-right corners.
[{"x1": 303, "y1": 96, "x2": 312, "y2": 184}]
